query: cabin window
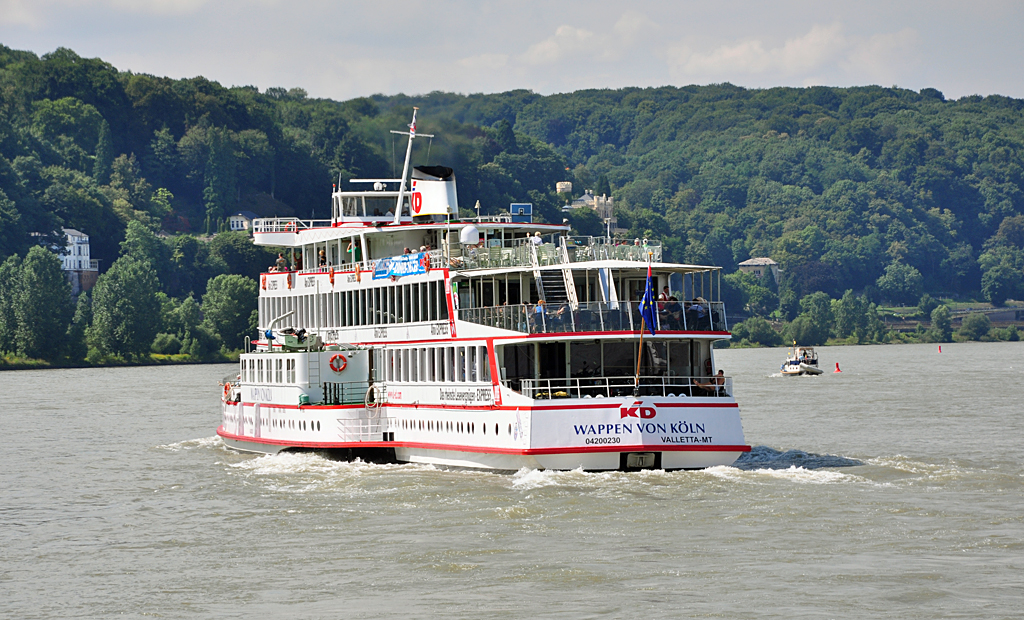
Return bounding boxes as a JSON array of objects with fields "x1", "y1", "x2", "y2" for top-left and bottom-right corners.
[
  {"x1": 480, "y1": 346, "x2": 491, "y2": 382},
  {"x1": 257, "y1": 359, "x2": 264, "y2": 383},
  {"x1": 446, "y1": 347, "x2": 456, "y2": 382},
  {"x1": 387, "y1": 288, "x2": 396, "y2": 324},
  {"x1": 641, "y1": 341, "x2": 667, "y2": 377},
  {"x1": 404, "y1": 285, "x2": 413, "y2": 323},
  {"x1": 457, "y1": 347, "x2": 467, "y2": 382},
  {"x1": 286, "y1": 359, "x2": 295, "y2": 383},
  {"x1": 392, "y1": 350, "x2": 400, "y2": 382},
  {"x1": 275, "y1": 359, "x2": 283, "y2": 383},
  {"x1": 410, "y1": 348, "x2": 419, "y2": 382},
  {"x1": 468, "y1": 346, "x2": 477, "y2": 382},
  {"x1": 501, "y1": 343, "x2": 534, "y2": 387},
  {"x1": 570, "y1": 343, "x2": 601, "y2": 378},
  {"x1": 538, "y1": 343, "x2": 566, "y2": 380},
  {"x1": 668, "y1": 341, "x2": 693, "y2": 377},
  {"x1": 603, "y1": 342, "x2": 635, "y2": 378}
]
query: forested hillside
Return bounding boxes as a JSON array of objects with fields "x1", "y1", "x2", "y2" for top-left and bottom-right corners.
[{"x1": 1, "y1": 44, "x2": 1023, "y2": 363}]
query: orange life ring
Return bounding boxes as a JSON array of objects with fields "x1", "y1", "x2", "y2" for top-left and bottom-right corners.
[
  {"x1": 329, "y1": 268, "x2": 335, "y2": 285},
  {"x1": 284, "y1": 222, "x2": 295, "y2": 232},
  {"x1": 223, "y1": 383, "x2": 230, "y2": 398},
  {"x1": 286, "y1": 273, "x2": 292, "y2": 289},
  {"x1": 420, "y1": 254, "x2": 430, "y2": 272},
  {"x1": 329, "y1": 354, "x2": 347, "y2": 373},
  {"x1": 261, "y1": 274, "x2": 267, "y2": 290}
]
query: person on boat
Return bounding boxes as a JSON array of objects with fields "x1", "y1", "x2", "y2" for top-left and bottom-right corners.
[
  {"x1": 533, "y1": 299, "x2": 547, "y2": 332},
  {"x1": 663, "y1": 296, "x2": 683, "y2": 329},
  {"x1": 275, "y1": 253, "x2": 288, "y2": 272},
  {"x1": 530, "y1": 231, "x2": 543, "y2": 246},
  {"x1": 551, "y1": 302, "x2": 570, "y2": 331},
  {"x1": 318, "y1": 249, "x2": 327, "y2": 267},
  {"x1": 347, "y1": 240, "x2": 361, "y2": 262},
  {"x1": 695, "y1": 370, "x2": 726, "y2": 396},
  {"x1": 293, "y1": 252, "x2": 302, "y2": 271}
]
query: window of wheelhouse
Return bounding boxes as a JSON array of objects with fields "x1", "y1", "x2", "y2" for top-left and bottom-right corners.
[{"x1": 501, "y1": 343, "x2": 534, "y2": 390}]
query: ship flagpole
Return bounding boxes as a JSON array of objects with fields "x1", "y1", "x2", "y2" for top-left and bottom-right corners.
[{"x1": 390, "y1": 107, "x2": 434, "y2": 225}]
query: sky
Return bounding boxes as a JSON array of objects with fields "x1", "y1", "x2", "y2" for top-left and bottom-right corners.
[{"x1": 2, "y1": 0, "x2": 1023, "y2": 102}]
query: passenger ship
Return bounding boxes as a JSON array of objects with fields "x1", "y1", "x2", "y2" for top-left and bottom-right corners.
[{"x1": 218, "y1": 110, "x2": 749, "y2": 470}]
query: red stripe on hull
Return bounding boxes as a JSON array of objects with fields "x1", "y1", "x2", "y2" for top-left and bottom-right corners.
[{"x1": 216, "y1": 427, "x2": 750, "y2": 455}]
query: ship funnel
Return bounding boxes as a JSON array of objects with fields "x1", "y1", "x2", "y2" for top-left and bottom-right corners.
[{"x1": 411, "y1": 165, "x2": 458, "y2": 219}]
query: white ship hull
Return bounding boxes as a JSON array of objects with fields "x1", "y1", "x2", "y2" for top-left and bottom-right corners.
[{"x1": 218, "y1": 394, "x2": 748, "y2": 470}]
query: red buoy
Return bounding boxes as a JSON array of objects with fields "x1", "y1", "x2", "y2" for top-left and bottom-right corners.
[
  {"x1": 834, "y1": 362, "x2": 842, "y2": 373},
  {"x1": 938, "y1": 345, "x2": 942, "y2": 353}
]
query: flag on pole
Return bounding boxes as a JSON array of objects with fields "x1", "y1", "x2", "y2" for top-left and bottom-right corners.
[{"x1": 639, "y1": 263, "x2": 657, "y2": 336}]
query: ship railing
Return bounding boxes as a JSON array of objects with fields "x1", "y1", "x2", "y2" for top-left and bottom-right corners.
[
  {"x1": 457, "y1": 300, "x2": 727, "y2": 333},
  {"x1": 448, "y1": 239, "x2": 537, "y2": 270},
  {"x1": 252, "y1": 217, "x2": 334, "y2": 233},
  {"x1": 336, "y1": 417, "x2": 384, "y2": 442},
  {"x1": 562, "y1": 237, "x2": 663, "y2": 263},
  {"x1": 322, "y1": 381, "x2": 371, "y2": 405},
  {"x1": 516, "y1": 375, "x2": 733, "y2": 399}
]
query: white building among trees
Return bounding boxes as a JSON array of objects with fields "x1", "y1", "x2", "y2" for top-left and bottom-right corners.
[{"x1": 61, "y1": 228, "x2": 99, "y2": 294}]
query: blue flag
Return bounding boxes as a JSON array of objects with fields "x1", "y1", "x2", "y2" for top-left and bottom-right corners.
[{"x1": 639, "y1": 264, "x2": 657, "y2": 336}]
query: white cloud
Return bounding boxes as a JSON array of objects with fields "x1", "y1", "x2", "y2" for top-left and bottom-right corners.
[
  {"x1": 521, "y1": 25, "x2": 595, "y2": 65},
  {"x1": 842, "y1": 28, "x2": 921, "y2": 84},
  {"x1": 669, "y1": 23, "x2": 846, "y2": 77},
  {"x1": 457, "y1": 53, "x2": 509, "y2": 72}
]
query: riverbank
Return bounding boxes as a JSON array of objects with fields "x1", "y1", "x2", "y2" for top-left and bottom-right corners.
[{"x1": 0, "y1": 351, "x2": 240, "y2": 371}]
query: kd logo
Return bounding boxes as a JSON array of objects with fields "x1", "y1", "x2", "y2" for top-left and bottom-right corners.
[{"x1": 620, "y1": 405, "x2": 657, "y2": 419}]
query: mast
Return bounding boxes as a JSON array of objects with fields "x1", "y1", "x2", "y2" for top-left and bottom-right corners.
[{"x1": 390, "y1": 107, "x2": 434, "y2": 225}]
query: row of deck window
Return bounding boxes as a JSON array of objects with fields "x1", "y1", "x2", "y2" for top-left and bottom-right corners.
[
  {"x1": 242, "y1": 357, "x2": 297, "y2": 384},
  {"x1": 378, "y1": 345, "x2": 491, "y2": 384},
  {"x1": 260, "y1": 280, "x2": 449, "y2": 331}
]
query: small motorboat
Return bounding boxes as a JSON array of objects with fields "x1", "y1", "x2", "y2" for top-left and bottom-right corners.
[{"x1": 781, "y1": 344, "x2": 823, "y2": 376}]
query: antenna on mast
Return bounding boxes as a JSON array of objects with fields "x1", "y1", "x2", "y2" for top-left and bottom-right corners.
[{"x1": 390, "y1": 107, "x2": 434, "y2": 225}]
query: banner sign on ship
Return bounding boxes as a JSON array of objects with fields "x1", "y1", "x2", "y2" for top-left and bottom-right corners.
[{"x1": 373, "y1": 252, "x2": 428, "y2": 280}]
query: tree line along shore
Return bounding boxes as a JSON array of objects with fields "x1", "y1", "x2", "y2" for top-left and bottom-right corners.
[{"x1": 1, "y1": 45, "x2": 1023, "y2": 366}]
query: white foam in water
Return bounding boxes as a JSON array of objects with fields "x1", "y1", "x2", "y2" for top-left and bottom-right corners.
[
  {"x1": 511, "y1": 466, "x2": 590, "y2": 490},
  {"x1": 704, "y1": 464, "x2": 862, "y2": 484},
  {"x1": 157, "y1": 435, "x2": 223, "y2": 451}
]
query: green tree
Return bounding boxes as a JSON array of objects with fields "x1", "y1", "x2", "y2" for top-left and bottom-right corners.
[
  {"x1": 733, "y1": 317, "x2": 782, "y2": 346},
  {"x1": 14, "y1": 246, "x2": 74, "y2": 361},
  {"x1": 876, "y1": 262, "x2": 924, "y2": 305},
  {"x1": 0, "y1": 254, "x2": 23, "y2": 353},
  {"x1": 66, "y1": 292, "x2": 92, "y2": 362},
  {"x1": 201, "y1": 274, "x2": 258, "y2": 349},
  {"x1": 831, "y1": 289, "x2": 869, "y2": 341},
  {"x1": 980, "y1": 264, "x2": 1022, "y2": 306},
  {"x1": 783, "y1": 316, "x2": 826, "y2": 346},
  {"x1": 120, "y1": 219, "x2": 167, "y2": 270},
  {"x1": 929, "y1": 305, "x2": 952, "y2": 343},
  {"x1": 958, "y1": 313, "x2": 992, "y2": 341},
  {"x1": 798, "y1": 291, "x2": 834, "y2": 342},
  {"x1": 207, "y1": 231, "x2": 276, "y2": 281},
  {"x1": 88, "y1": 255, "x2": 161, "y2": 359},
  {"x1": 917, "y1": 293, "x2": 939, "y2": 318}
]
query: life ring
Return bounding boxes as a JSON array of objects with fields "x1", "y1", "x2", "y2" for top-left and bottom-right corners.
[
  {"x1": 261, "y1": 274, "x2": 267, "y2": 290},
  {"x1": 420, "y1": 254, "x2": 430, "y2": 272},
  {"x1": 223, "y1": 383, "x2": 230, "y2": 398},
  {"x1": 284, "y1": 222, "x2": 295, "y2": 232},
  {"x1": 329, "y1": 268, "x2": 335, "y2": 285},
  {"x1": 329, "y1": 354, "x2": 347, "y2": 373}
]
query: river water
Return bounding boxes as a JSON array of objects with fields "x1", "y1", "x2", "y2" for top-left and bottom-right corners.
[{"x1": 2, "y1": 341, "x2": 1022, "y2": 619}]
